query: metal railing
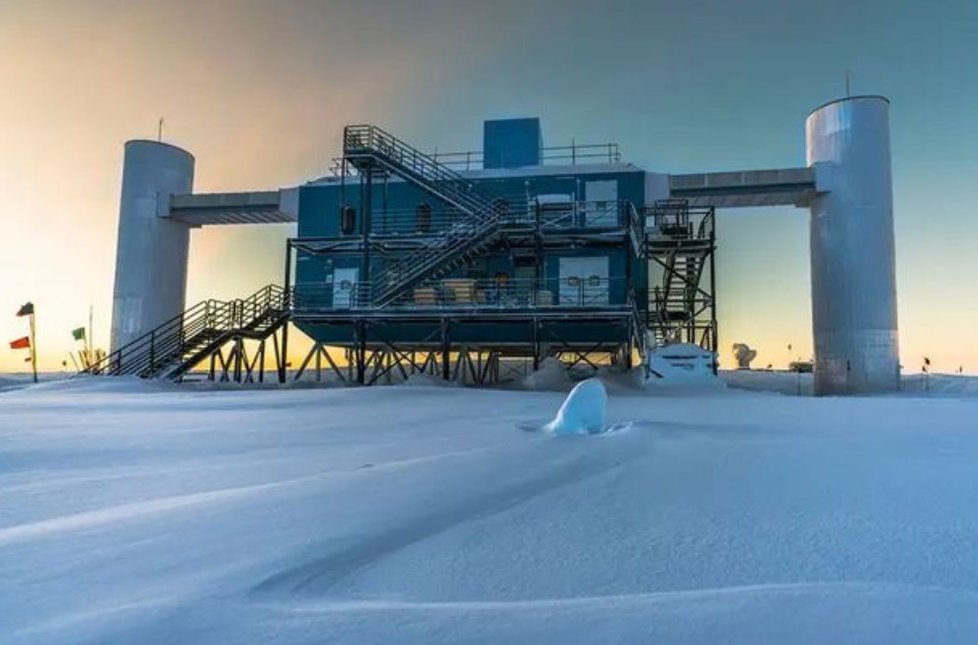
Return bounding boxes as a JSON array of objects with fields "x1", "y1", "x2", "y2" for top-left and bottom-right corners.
[
  {"x1": 431, "y1": 142, "x2": 622, "y2": 171},
  {"x1": 344, "y1": 125, "x2": 490, "y2": 215},
  {"x1": 343, "y1": 124, "x2": 510, "y2": 305},
  {"x1": 369, "y1": 203, "x2": 517, "y2": 237},
  {"x1": 370, "y1": 200, "x2": 507, "y2": 305},
  {"x1": 292, "y1": 277, "x2": 629, "y2": 312},
  {"x1": 369, "y1": 198, "x2": 630, "y2": 236},
  {"x1": 84, "y1": 285, "x2": 288, "y2": 378},
  {"x1": 330, "y1": 141, "x2": 622, "y2": 176},
  {"x1": 643, "y1": 200, "x2": 714, "y2": 242},
  {"x1": 341, "y1": 125, "x2": 636, "y2": 308}
]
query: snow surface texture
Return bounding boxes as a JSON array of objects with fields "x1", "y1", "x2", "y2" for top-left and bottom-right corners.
[
  {"x1": 521, "y1": 356, "x2": 571, "y2": 390},
  {"x1": 722, "y1": 369, "x2": 815, "y2": 395},
  {"x1": 543, "y1": 378, "x2": 607, "y2": 435},
  {"x1": 0, "y1": 372, "x2": 67, "y2": 392},
  {"x1": 5, "y1": 375, "x2": 978, "y2": 643},
  {"x1": 402, "y1": 373, "x2": 459, "y2": 388}
]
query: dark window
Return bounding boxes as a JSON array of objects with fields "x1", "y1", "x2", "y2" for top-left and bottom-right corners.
[
  {"x1": 416, "y1": 203, "x2": 432, "y2": 233},
  {"x1": 340, "y1": 205, "x2": 356, "y2": 235}
]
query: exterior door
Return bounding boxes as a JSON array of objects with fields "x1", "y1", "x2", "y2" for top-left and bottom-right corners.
[
  {"x1": 584, "y1": 180, "x2": 618, "y2": 227},
  {"x1": 332, "y1": 267, "x2": 359, "y2": 309},
  {"x1": 558, "y1": 256, "x2": 610, "y2": 306}
]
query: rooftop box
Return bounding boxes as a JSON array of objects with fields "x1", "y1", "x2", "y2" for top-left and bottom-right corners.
[{"x1": 483, "y1": 118, "x2": 541, "y2": 169}]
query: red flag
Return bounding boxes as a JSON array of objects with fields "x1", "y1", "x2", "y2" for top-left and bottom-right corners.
[{"x1": 9, "y1": 336, "x2": 30, "y2": 350}]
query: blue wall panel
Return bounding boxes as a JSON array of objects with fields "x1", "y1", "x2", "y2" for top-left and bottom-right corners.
[
  {"x1": 293, "y1": 124, "x2": 648, "y2": 348},
  {"x1": 484, "y1": 118, "x2": 541, "y2": 169}
]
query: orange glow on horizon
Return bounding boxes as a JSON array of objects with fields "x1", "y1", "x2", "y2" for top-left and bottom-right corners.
[{"x1": 1, "y1": 2, "x2": 976, "y2": 376}]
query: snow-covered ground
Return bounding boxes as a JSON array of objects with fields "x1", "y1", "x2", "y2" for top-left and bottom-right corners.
[
  {"x1": 3, "y1": 375, "x2": 978, "y2": 643},
  {"x1": 0, "y1": 372, "x2": 67, "y2": 393}
]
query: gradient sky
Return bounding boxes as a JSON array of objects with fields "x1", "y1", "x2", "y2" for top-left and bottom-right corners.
[{"x1": 1, "y1": 0, "x2": 976, "y2": 373}]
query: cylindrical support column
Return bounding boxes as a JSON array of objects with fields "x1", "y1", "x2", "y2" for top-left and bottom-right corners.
[
  {"x1": 806, "y1": 96, "x2": 899, "y2": 395},
  {"x1": 110, "y1": 140, "x2": 195, "y2": 354}
]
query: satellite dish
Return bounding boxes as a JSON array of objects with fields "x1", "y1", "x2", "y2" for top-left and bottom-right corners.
[{"x1": 731, "y1": 343, "x2": 757, "y2": 370}]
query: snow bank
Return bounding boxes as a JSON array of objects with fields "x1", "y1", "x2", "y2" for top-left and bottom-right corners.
[
  {"x1": 0, "y1": 372, "x2": 71, "y2": 393},
  {"x1": 900, "y1": 373, "x2": 978, "y2": 396},
  {"x1": 722, "y1": 369, "x2": 814, "y2": 395},
  {"x1": 596, "y1": 366, "x2": 646, "y2": 392},
  {"x1": 0, "y1": 376, "x2": 26, "y2": 392},
  {"x1": 722, "y1": 371, "x2": 978, "y2": 398},
  {"x1": 19, "y1": 374, "x2": 165, "y2": 395},
  {"x1": 544, "y1": 378, "x2": 608, "y2": 435},
  {"x1": 644, "y1": 343, "x2": 723, "y2": 389},
  {"x1": 522, "y1": 357, "x2": 571, "y2": 391},
  {"x1": 402, "y1": 373, "x2": 459, "y2": 388}
]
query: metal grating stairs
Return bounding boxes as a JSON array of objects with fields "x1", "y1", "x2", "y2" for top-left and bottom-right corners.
[
  {"x1": 85, "y1": 285, "x2": 289, "y2": 380},
  {"x1": 343, "y1": 125, "x2": 509, "y2": 307}
]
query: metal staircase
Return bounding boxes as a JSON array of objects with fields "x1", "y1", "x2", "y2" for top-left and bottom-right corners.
[
  {"x1": 635, "y1": 200, "x2": 717, "y2": 353},
  {"x1": 85, "y1": 285, "x2": 289, "y2": 380},
  {"x1": 650, "y1": 254, "x2": 705, "y2": 343},
  {"x1": 343, "y1": 125, "x2": 510, "y2": 306}
]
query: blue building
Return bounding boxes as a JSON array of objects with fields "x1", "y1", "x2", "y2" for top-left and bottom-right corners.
[
  {"x1": 102, "y1": 96, "x2": 900, "y2": 395},
  {"x1": 286, "y1": 118, "x2": 716, "y2": 383}
]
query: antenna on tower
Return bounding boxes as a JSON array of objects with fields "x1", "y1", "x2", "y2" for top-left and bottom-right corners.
[
  {"x1": 845, "y1": 70, "x2": 852, "y2": 98},
  {"x1": 157, "y1": 118, "x2": 164, "y2": 142}
]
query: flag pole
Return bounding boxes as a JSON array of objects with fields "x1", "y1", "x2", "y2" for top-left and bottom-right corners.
[{"x1": 29, "y1": 310, "x2": 37, "y2": 383}]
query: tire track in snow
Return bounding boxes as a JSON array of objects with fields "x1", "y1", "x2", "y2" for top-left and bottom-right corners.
[
  {"x1": 264, "y1": 580, "x2": 978, "y2": 614},
  {"x1": 0, "y1": 444, "x2": 504, "y2": 547},
  {"x1": 0, "y1": 476, "x2": 322, "y2": 548},
  {"x1": 252, "y1": 447, "x2": 632, "y2": 598}
]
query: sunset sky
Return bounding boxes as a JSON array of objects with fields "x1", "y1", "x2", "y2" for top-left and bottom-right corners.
[{"x1": 1, "y1": 0, "x2": 977, "y2": 373}]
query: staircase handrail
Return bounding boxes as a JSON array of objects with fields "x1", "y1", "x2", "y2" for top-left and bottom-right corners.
[
  {"x1": 371, "y1": 198, "x2": 512, "y2": 305},
  {"x1": 83, "y1": 284, "x2": 289, "y2": 377},
  {"x1": 344, "y1": 125, "x2": 489, "y2": 215}
]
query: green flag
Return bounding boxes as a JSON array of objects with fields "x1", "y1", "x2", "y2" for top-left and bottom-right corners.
[
  {"x1": 16, "y1": 302, "x2": 33, "y2": 317},
  {"x1": 72, "y1": 327, "x2": 86, "y2": 341}
]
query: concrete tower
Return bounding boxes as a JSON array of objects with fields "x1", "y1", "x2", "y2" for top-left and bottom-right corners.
[
  {"x1": 110, "y1": 140, "x2": 194, "y2": 354},
  {"x1": 806, "y1": 96, "x2": 900, "y2": 394}
]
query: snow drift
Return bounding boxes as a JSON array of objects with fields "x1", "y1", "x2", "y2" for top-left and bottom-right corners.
[
  {"x1": 6, "y1": 375, "x2": 978, "y2": 643},
  {"x1": 644, "y1": 343, "x2": 723, "y2": 388},
  {"x1": 522, "y1": 357, "x2": 571, "y2": 391}
]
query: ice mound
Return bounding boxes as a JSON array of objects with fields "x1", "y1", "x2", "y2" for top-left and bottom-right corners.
[
  {"x1": 544, "y1": 378, "x2": 608, "y2": 435},
  {"x1": 522, "y1": 357, "x2": 571, "y2": 391}
]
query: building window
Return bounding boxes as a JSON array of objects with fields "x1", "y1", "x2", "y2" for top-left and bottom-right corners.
[
  {"x1": 416, "y1": 203, "x2": 432, "y2": 233},
  {"x1": 340, "y1": 205, "x2": 356, "y2": 235}
]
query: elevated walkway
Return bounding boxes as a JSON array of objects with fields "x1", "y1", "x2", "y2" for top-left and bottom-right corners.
[
  {"x1": 167, "y1": 189, "x2": 299, "y2": 226},
  {"x1": 160, "y1": 166, "x2": 816, "y2": 228},
  {"x1": 669, "y1": 167, "x2": 816, "y2": 208}
]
